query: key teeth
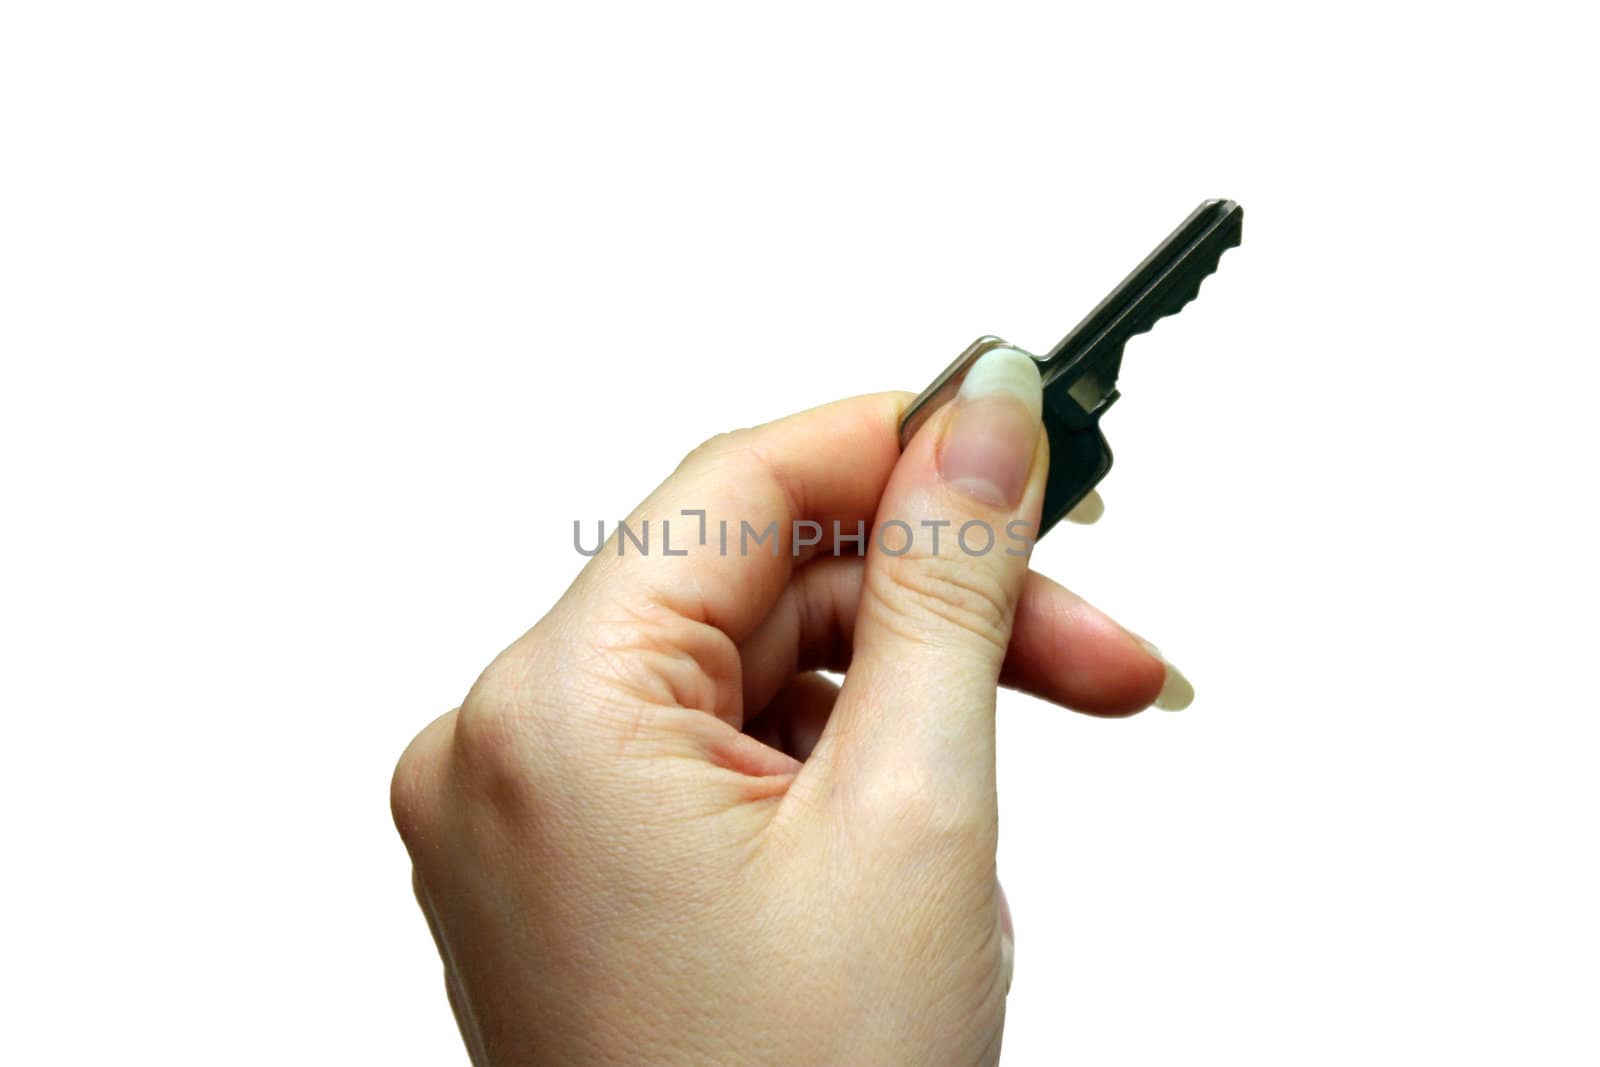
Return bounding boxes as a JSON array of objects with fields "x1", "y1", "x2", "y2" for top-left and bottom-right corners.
[
  {"x1": 1128, "y1": 215, "x2": 1243, "y2": 342},
  {"x1": 1092, "y1": 252, "x2": 1233, "y2": 373},
  {"x1": 1126, "y1": 250, "x2": 1234, "y2": 343}
]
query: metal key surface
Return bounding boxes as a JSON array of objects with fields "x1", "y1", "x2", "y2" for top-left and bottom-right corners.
[{"x1": 899, "y1": 199, "x2": 1243, "y2": 536}]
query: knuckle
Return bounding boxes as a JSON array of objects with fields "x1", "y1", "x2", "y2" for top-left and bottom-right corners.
[
  {"x1": 458, "y1": 655, "x2": 557, "y2": 756},
  {"x1": 680, "y1": 427, "x2": 755, "y2": 471},
  {"x1": 448, "y1": 698, "x2": 545, "y2": 821},
  {"x1": 864, "y1": 550, "x2": 1015, "y2": 655},
  {"x1": 851, "y1": 757, "x2": 996, "y2": 854},
  {"x1": 459, "y1": 649, "x2": 526, "y2": 731},
  {"x1": 852, "y1": 757, "x2": 939, "y2": 825},
  {"x1": 451, "y1": 692, "x2": 522, "y2": 773},
  {"x1": 441, "y1": 654, "x2": 558, "y2": 814},
  {"x1": 455, "y1": 641, "x2": 570, "y2": 766},
  {"x1": 576, "y1": 602, "x2": 732, "y2": 718},
  {"x1": 461, "y1": 647, "x2": 527, "y2": 721},
  {"x1": 390, "y1": 709, "x2": 455, "y2": 846}
]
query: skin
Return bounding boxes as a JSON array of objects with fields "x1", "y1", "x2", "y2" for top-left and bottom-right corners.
[{"x1": 391, "y1": 383, "x2": 1171, "y2": 1065}]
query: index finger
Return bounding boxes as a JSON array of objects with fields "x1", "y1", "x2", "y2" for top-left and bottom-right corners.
[{"x1": 567, "y1": 391, "x2": 912, "y2": 644}]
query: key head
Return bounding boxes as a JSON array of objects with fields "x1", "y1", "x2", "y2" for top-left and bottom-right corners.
[{"x1": 897, "y1": 335, "x2": 1016, "y2": 449}]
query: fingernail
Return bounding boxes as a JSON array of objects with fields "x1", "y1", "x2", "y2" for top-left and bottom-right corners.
[
  {"x1": 997, "y1": 881, "x2": 1015, "y2": 993},
  {"x1": 1065, "y1": 488, "x2": 1105, "y2": 525},
  {"x1": 938, "y1": 346, "x2": 1042, "y2": 508},
  {"x1": 1139, "y1": 638, "x2": 1195, "y2": 712}
]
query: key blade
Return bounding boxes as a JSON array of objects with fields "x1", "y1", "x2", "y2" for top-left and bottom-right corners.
[
  {"x1": 1041, "y1": 198, "x2": 1243, "y2": 400},
  {"x1": 1034, "y1": 199, "x2": 1242, "y2": 534}
]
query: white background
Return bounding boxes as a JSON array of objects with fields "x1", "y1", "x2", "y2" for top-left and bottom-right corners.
[{"x1": 3, "y1": 2, "x2": 1596, "y2": 1063}]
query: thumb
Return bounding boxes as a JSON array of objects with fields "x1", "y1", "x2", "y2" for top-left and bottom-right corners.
[{"x1": 817, "y1": 345, "x2": 1047, "y2": 817}]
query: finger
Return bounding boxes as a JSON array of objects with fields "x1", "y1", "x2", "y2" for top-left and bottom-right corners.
[
  {"x1": 738, "y1": 557, "x2": 1171, "y2": 718},
  {"x1": 563, "y1": 392, "x2": 909, "y2": 645},
  {"x1": 1004, "y1": 572, "x2": 1178, "y2": 713},
  {"x1": 742, "y1": 672, "x2": 839, "y2": 762},
  {"x1": 736, "y1": 557, "x2": 858, "y2": 719},
  {"x1": 390, "y1": 707, "x2": 459, "y2": 864},
  {"x1": 812, "y1": 346, "x2": 1049, "y2": 811},
  {"x1": 482, "y1": 393, "x2": 908, "y2": 738}
]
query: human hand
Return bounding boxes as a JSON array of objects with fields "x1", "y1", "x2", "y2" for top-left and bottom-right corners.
[{"x1": 391, "y1": 347, "x2": 1191, "y2": 1065}]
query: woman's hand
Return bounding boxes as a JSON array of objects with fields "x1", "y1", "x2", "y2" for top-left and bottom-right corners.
[{"x1": 391, "y1": 347, "x2": 1189, "y2": 1065}]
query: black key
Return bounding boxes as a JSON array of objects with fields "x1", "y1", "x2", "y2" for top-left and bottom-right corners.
[{"x1": 898, "y1": 198, "x2": 1243, "y2": 535}]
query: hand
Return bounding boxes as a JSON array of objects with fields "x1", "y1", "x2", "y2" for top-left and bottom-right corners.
[{"x1": 391, "y1": 347, "x2": 1191, "y2": 1065}]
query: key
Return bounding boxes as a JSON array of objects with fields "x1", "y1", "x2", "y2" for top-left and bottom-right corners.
[{"x1": 899, "y1": 198, "x2": 1243, "y2": 535}]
